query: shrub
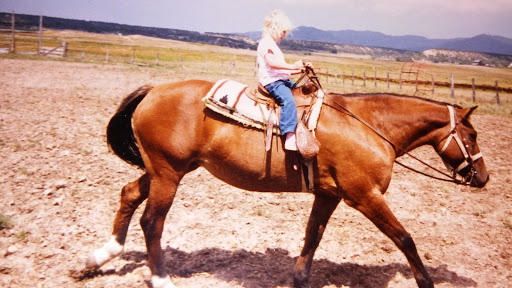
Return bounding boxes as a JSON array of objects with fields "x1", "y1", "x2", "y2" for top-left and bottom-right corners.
[{"x1": 0, "y1": 213, "x2": 13, "y2": 230}]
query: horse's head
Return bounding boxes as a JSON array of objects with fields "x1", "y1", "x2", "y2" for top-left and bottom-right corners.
[{"x1": 436, "y1": 106, "x2": 489, "y2": 187}]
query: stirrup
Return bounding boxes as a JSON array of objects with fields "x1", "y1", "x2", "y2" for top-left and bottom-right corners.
[{"x1": 284, "y1": 133, "x2": 298, "y2": 151}]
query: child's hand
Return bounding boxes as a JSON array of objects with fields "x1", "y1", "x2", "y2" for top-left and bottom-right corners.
[{"x1": 292, "y1": 60, "x2": 305, "y2": 70}]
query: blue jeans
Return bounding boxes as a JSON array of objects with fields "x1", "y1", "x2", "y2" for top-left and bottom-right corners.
[{"x1": 265, "y1": 79, "x2": 297, "y2": 135}]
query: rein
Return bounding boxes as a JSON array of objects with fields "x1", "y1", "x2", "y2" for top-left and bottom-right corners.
[
  {"x1": 331, "y1": 98, "x2": 471, "y2": 185},
  {"x1": 328, "y1": 97, "x2": 469, "y2": 185},
  {"x1": 299, "y1": 69, "x2": 473, "y2": 185}
]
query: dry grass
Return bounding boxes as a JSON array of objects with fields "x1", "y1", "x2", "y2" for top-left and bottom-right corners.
[
  {"x1": 2, "y1": 29, "x2": 511, "y2": 115},
  {"x1": 0, "y1": 213, "x2": 13, "y2": 230}
]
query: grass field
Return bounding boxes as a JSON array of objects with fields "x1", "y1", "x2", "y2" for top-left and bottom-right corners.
[{"x1": 2, "y1": 29, "x2": 512, "y2": 115}]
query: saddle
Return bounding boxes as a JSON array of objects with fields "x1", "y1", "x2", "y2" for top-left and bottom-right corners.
[
  {"x1": 203, "y1": 77, "x2": 323, "y2": 159},
  {"x1": 202, "y1": 68, "x2": 324, "y2": 192},
  {"x1": 249, "y1": 82, "x2": 321, "y2": 159}
]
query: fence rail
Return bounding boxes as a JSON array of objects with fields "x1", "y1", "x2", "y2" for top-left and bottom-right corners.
[
  {"x1": 1, "y1": 12, "x2": 511, "y2": 106},
  {"x1": 2, "y1": 42, "x2": 510, "y2": 105},
  {"x1": 315, "y1": 68, "x2": 508, "y2": 105}
]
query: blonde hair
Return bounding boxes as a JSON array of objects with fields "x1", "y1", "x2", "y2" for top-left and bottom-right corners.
[{"x1": 262, "y1": 10, "x2": 293, "y2": 39}]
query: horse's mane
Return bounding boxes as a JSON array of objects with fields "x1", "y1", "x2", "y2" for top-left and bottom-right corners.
[{"x1": 328, "y1": 92, "x2": 463, "y2": 109}]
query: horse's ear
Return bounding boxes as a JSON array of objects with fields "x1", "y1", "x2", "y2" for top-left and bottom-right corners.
[{"x1": 463, "y1": 106, "x2": 478, "y2": 119}]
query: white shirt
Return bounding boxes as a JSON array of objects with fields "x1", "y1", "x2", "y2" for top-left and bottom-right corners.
[{"x1": 257, "y1": 35, "x2": 291, "y2": 86}]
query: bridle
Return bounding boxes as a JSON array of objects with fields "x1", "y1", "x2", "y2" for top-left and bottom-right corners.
[
  {"x1": 297, "y1": 68, "x2": 482, "y2": 186},
  {"x1": 436, "y1": 105, "x2": 483, "y2": 185},
  {"x1": 293, "y1": 66, "x2": 323, "y2": 90}
]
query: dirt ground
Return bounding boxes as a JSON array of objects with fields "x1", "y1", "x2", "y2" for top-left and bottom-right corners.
[{"x1": 0, "y1": 58, "x2": 511, "y2": 288}]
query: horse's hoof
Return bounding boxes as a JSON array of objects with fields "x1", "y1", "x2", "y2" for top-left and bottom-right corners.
[
  {"x1": 152, "y1": 275, "x2": 177, "y2": 288},
  {"x1": 293, "y1": 278, "x2": 311, "y2": 288},
  {"x1": 417, "y1": 276, "x2": 434, "y2": 288},
  {"x1": 85, "y1": 236, "x2": 124, "y2": 270},
  {"x1": 85, "y1": 251, "x2": 100, "y2": 270}
]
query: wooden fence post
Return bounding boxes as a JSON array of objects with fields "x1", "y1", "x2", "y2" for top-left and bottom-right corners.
[
  {"x1": 10, "y1": 12, "x2": 15, "y2": 53},
  {"x1": 399, "y1": 73, "x2": 402, "y2": 90},
  {"x1": 363, "y1": 70, "x2": 366, "y2": 87},
  {"x1": 155, "y1": 53, "x2": 159, "y2": 66},
  {"x1": 432, "y1": 75, "x2": 435, "y2": 94},
  {"x1": 326, "y1": 68, "x2": 329, "y2": 84},
  {"x1": 351, "y1": 69, "x2": 354, "y2": 86},
  {"x1": 387, "y1": 72, "x2": 390, "y2": 89},
  {"x1": 229, "y1": 61, "x2": 234, "y2": 74},
  {"x1": 374, "y1": 69, "x2": 377, "y2": 87},
  {"x1": 38, "y1": 14, "x2": 43, "y2": 55},
  {"x1": 105, "y1": 49, "x2": 109, "y2": 62},
  {"x1": 472, "y1": 78, "x2": 475, "y2": 103},
  {"x1": 62, "y1": 42, "x2": 68, "y2": 57},
  {"x1": 495, "y1": 80, "x2": 500, "y2": 105},
  {"x1": 342, "y1": 71, "x2": 345, "y2": 86},
  {"x1": 450, "y1": 73, "x2": 454, "y2": 98}
]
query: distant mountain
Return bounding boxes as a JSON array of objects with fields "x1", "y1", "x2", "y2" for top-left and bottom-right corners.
[
  {"x1": 2, "y1": 12, "x2": 512, "y2": 64},
  {"x1": 436, "y1": 34, "x2": 512, "y2": 55},
  {"x1": 243, "y1": 26, "x2": 512, "y2": 56},
  {"x1": 0, "y1": 12, "x2": 256, "y2": 50}
]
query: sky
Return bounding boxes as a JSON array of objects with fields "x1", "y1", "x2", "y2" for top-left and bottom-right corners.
[{"x1": 1, "y1": 0, "x2": 512, "y2": 39}]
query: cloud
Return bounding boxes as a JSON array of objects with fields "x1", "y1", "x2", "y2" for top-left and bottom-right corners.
[
  {"x1": 417, "y1": 0, "x2": 512, "y2": 13},
  {"x1": 267, "y1": 0, "x2": 512, "y2": 14}
]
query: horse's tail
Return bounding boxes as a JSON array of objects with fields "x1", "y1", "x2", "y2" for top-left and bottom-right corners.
[{"x1": 106, "y1": 85, "x2": 153, "y2": 169}]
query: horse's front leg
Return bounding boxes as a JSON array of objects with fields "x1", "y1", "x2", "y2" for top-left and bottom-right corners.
[
  {"x1": 86, "y1": 173, "x2": 150, "y2": 270},
  {"x1": 345, "y1": 188, "x2": 433, "y2": 288},
  {"x1": 294, "y1": 194, "x2": 340, "y2": 288}
]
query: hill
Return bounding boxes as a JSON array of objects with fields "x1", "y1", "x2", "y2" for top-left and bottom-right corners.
[
  {"x1": 256, "y1": 26, "x2": 512, "y2": 56},
  {"x1": 2, "y1": 12, "x2": 512, "y2": 66},
  {"x1": 0, "y1": 12, "x2": 256, "y2": 50}
]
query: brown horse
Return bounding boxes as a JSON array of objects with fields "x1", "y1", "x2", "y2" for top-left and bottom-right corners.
[{"x1": 86, "y1": 74, "x2": 489, "y2": 288}]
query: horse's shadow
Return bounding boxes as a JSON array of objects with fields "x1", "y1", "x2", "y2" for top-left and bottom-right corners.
[{"x1": 117, "y1": 247, "x2": 477, "y2": 288}]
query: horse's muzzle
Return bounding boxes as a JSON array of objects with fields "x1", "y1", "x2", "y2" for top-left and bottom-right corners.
[{"x1": 471, "y1": 174, "x2": 489, "y2": 188}]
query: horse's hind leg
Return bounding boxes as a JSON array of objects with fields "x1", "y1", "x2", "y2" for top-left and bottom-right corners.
[
  {"x1": 139, "y1": 172, "x2": 182, "y2": 288},
  {"x1": 86, "y1": 173, "x2": 150, "y2": 270},
  {"x1": 345, "y1": 189, "x2": 433, "y2": 288},
  {"x1": 294, "y1": 194, "x2": 340, "y2": 288}
]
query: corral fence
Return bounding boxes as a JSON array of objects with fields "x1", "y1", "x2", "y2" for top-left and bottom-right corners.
[
  {"x1": 2, "y1": 12, "x2": 511, "y2": 106},
  {"x1": 318, "y1": 63, "x2": 509, "y2": 105},
  {"x1": 2, "y1": 13, "x2": 67, "y2": 56},
  {"x1": 40, "y1": 41, "x2": 68, "y2": 57}
]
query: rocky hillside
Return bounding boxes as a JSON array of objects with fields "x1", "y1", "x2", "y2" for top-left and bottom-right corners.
[
  {"x1": 0, "y1": 12, "x2": 256, "y2": 50},
  {"x1": 275, "y1": 26, "x2": 512, "y2": 56},
  {"x1": 2, "y1": 12, "x2": 512, "y2": 66}
]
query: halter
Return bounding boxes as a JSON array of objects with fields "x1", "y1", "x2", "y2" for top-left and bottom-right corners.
[{"x1": 437, "y1": 106, "x2": 483, "y2": 182}]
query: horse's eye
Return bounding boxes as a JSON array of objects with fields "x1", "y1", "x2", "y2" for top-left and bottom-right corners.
[{"x1": 469, "y1": 133, "x2": 477, "y2": 141}]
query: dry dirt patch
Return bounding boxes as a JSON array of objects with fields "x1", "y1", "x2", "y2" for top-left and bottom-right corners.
[{"x1": 0, "y1": 58, "x2": 511, "y2": 288}]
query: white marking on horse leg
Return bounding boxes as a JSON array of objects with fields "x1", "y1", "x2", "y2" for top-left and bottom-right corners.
[
  {"x1": 86, "y1": 236, "x2": 124, "y2": 270},
  {"x1": 151, "y1": 275, "x2": 177, "y2": 288}
]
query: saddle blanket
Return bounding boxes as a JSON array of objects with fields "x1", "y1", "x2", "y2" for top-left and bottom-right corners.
[{"x1": 202, "y1": 79, "x2": 280, "y2": 133}]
